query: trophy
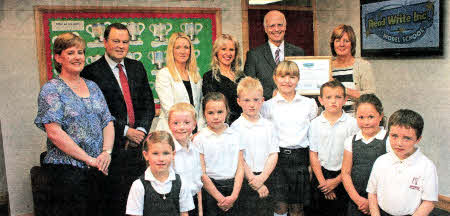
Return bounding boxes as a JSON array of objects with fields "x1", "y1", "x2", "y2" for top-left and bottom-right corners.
[
  {"x1": 148, "y1": 51, "x2": 165, "y2": 69},
  {"x1": 149, "y1": 23, "x2": 173, "y2": 42},
  {"x1": 126, "y1": 22, "x2": 145, "y2": 41},
  {"x1": 86, "y1": 22, "x2": 111, "y2": 41},
  {"x1": 86, "y1": 55, "x2": 102, "y2": 64},
  {"x1": 180, "y1": 23, "x2": 203, "y2": 41},
  {"x1": 126, "y1": 52, "x2": 143, "y2": 61}
]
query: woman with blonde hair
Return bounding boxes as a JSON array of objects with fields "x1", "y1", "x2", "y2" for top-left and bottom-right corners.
[
  {"x1": 155, "y1": 32, "x2": 203, "y2": 131},
  {"x1": 202, "y1": 34, "x2": 243, "y2": 124}
]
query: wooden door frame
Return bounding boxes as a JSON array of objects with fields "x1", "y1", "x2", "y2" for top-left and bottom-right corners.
[{"x1": 241, "y1": 0, "x2": 317, "y2": 61}]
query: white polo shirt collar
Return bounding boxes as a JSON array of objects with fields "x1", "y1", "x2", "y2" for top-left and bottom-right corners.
[
  {"x1": 237, "y1": 114, "x2": 266, "y2": 128},
  {"x1": 318, "y1": 110, "x2": 349, "y2": 124},
  {"x1": 354, "y1": 126, "x2": 386, "y2": 144},
  {"x1": 144, "y1": 167, "x2": 176, "y2": 183},
  {"x1": 201, "y1": 124, "x2": 231, "y2": 137},
  {"x1": 388, "y1": 147, "x2": 421, "y2": 166},
  {"x1": 273, "y1": 91, "x2": 303, "y2": 104},
  {"x1": 174, "y1": 139, "x2": 194, "y2": 153}
]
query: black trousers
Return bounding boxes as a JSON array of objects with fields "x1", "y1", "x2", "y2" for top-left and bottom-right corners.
[
  {"x1": 310, "y1": 168, "x2": 348, "y2": 216},
  {"x1": 35, "y1": 164, "x2": 107, "y2": 216},
  {"x1": 104, "y1": 148, "x2": 146, "y2": 216}
]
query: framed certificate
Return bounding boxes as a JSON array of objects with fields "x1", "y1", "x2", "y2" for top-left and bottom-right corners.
[{"x1": 285, "y1": 56, "x2": 332, "y2": 95}]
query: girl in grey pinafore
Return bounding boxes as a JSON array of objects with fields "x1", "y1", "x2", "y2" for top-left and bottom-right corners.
[{"x1": 346, "y1": 133, "x2": 388, "y2": 216}]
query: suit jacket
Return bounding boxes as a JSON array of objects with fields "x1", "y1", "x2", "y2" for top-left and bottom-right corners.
[
  {"x1": 81, "y1": 56, "x2": 155, "y2": 152},
  {"x1": 154, "y1": 67, "x2": 203, "y2": 131},
  {"x1": 244, "y1": 42, "x2": 304, "y2": 100}
]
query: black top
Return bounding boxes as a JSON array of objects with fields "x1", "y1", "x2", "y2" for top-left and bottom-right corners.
[
  {"x1": 183, "y1": 80, "x2": 194, "y2": 106},
  {"x1": 202, "y1": 70, "x2": 242, "y2": 124},
  {"x1": 140, "y1": 173, "x2": 181, "y2": 216}
]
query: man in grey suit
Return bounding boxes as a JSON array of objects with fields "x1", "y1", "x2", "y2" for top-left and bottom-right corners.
[{"x1": 244, "y1": 10, "x2": 304, "y2": 100}]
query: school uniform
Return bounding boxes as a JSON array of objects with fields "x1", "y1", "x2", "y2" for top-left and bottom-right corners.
[
  {"x1": 366, "y1": 149, "x2": 438, "y2": 216},
  {"x1": 230, "y1": 115, "x2": 279, "y2": 216},
  {"x1": 261, "y1": 92, "x2": 318, "y2": 204},
  {"x1": 126, "y1": 167, "x2": 194, "y2": 216},
  {"x1": 194, "y1": 126, "x2": 243, "y2": 215},
  {"x1": 343, "y1": 128, "x2": 388, "y2": 216},
  {"x1": 173, "y1": 140, "x2": 203, "y2": 216},
  {"x1": 308, "y1": 111, "x2": 358, "y2": 216}
]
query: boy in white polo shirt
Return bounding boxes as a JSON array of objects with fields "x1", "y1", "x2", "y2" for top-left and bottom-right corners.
[
  {"x1": 308, "y1": 80, "x2": 358, "y2": 216},
  {"x1": 231, "y1": 76, "x2": 279, "y2": 216},
  {"x1": 367, "y1": 109, "x2": 438, "y2": 216}
]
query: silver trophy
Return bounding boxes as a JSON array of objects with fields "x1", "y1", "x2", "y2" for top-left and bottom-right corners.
[
  {"x1": 149, "y1": 23, "x2": 173, "y2": 42},
  {"x1": 180, "y1": 22, "x2": 203, "y2": 41},
  {"x1": 126, "y1": 22, "x2": 145, "y2": 41},
  {"x1": 86, "y1": 22, "x2": 110, "y2": 41},
  {"x1": 127, "y1": 52, "x2": 143, "y2": 61},
  {"x1": 148, "y1": 51, "x2": 165, "y2": 69}
]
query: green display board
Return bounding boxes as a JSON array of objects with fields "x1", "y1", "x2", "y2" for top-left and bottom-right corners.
[{"x1": 36, "y1": 7, "x2": 220, "y2": 104}]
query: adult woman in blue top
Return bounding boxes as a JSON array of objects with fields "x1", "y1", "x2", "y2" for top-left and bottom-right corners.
[{"x1": 34, "y1": 32, "x2": 114, "y2": 216}]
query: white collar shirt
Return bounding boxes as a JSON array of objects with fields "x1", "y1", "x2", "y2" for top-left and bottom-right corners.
[
  {"x1": 344, "y1": 127, "x2": 389, "y2": 152},
  {"x1": 125, "y1": 167, "x2": 194, "y2": 215},
  {"x1": 193, "y1": 126, "x2": 243, "y2": 180},
  {"x1": 268, "y1": 40, "x2": 285, "y2": 62},
  {"x1": 261, "y1": 92, "x2": 318, "y2": 149},
  {"x1": 230, "y1": 115, "x2": 279, "y2": 172},
  {"x1": 173, "y1": 139, "x2": 203, "y2": 196},
  {"x1": 308, "y1": 111, "x2": 359, "y2": 171},
  {"x1": 366, "y1": 149, "x2": 438, "y2": 215},
  {"x1": 105, "y1": 54, "x2": 127, "y2": 92},
  {"x1": 104, "y1": 54, "x2": 146, "y2": 135}
]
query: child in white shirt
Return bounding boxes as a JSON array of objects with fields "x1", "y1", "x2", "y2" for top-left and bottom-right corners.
[
  {"x1": 261, "y1": 61, "x2": 318, "y2": 216},
  {"x1": 194, "y1": 92, "x2": 244, "y2": 215},
  {"x1": 126, "y1": 131, "x2": 194, "y2": 216},
  {"x1": 231, "y1": 76, "x2": 279, "y2": 215},
  {"x1": 168, "y1": 102, "x2": 203, "y2": 215},
  {"x1": 367, "y1": 109, "x2": 438, "y2": 216},
  {"x1": 308, "y1": 80, "x2": 358, "y2": 216}
]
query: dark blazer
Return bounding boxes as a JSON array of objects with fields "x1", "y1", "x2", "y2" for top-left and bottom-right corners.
[
  {"x1": 244, "y1": 42, "x2": 304, "y2": 100},
  {"x1": 81, "y1": 56, "x2": 155, "y2": 152}
]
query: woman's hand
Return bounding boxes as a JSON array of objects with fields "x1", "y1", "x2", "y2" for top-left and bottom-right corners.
[{"x1": 96, "y1": 151, "x2": 111, "y2": 175}]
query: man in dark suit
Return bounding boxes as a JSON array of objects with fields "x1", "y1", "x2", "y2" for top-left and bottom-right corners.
[
  {"x1": 244, "y1": 10, "x2": 305, "y2": 100},
  {"x1": 81, "y1": 23, "x2": 154, "y2": 216}
]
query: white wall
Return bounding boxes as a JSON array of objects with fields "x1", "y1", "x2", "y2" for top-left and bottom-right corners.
[
  {"x1": 0, "y1": 0, "x2": 242, "y2": 215},
  {"x1": 315, "y1": 0, "x2": 450, "y2": 196}
]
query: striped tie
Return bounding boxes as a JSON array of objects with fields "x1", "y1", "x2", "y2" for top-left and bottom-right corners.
[{"x1": 275, "y1": 48, "x2": 280, "y2": 65}]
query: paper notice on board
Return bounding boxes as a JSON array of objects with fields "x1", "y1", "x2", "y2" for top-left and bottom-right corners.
[{"x1": 52, "y1": 21, "x2": 84, "y2": 31}]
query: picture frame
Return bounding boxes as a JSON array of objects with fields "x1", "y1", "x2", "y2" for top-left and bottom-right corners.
[{"x1": 285, "y1": 56, "x2": 332, "y2": 95}]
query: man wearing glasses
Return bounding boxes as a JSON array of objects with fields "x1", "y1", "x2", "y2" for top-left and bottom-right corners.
[{"x1": 244, "y1": 10, "x2": 304, "y2": 100}]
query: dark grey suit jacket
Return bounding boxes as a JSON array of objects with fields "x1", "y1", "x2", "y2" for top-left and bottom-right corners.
[
  {"x1": 244, "y1": 42, "x2": 304, "y2": 100},
  {"x1": 81, "y1": 56, "x2": 155, "y2": 153}
]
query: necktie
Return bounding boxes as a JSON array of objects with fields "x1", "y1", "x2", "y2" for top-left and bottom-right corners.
[
  {"x1": 117, "y1": 64, "x2": 135, "y2": 127},
  {"x1": 275, "y1": 48, "x2": 280, "y2": 65}
]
